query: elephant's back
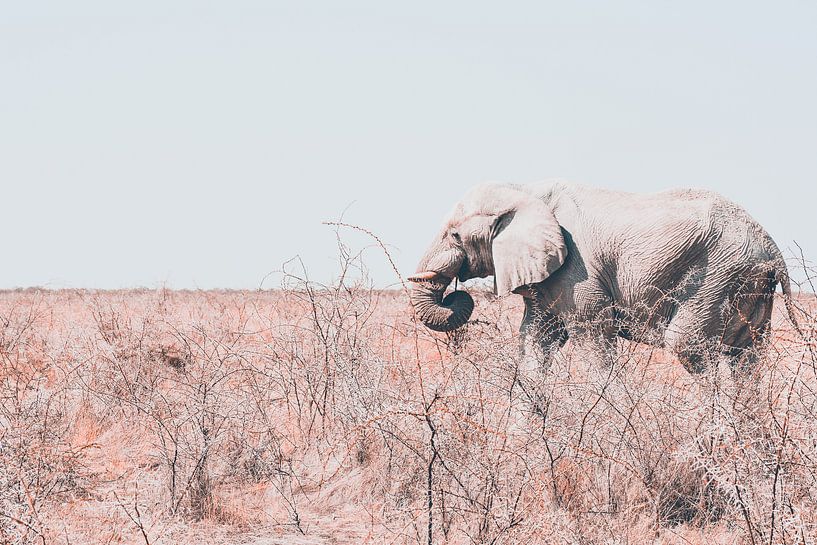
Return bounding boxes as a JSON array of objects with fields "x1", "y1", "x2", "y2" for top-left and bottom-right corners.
[
  {"x1": 543, "y1": 180, "x2": 782, "y2": 271},
  {"x1": 702, "y1": 192, "x2": 783, "y2": 266},
  {"x1": 660, "y1": 188, "x2": 780, "y2": 259}
]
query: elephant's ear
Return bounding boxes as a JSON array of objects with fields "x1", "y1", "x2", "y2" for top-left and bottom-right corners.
[{"x1": 492, "y1": 199, "x2": 567, "y2": 296}]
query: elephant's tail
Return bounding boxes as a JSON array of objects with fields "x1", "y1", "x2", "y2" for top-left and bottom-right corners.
[{"x1": 774, "y1": 264, "x2": 803, "y2": 336}]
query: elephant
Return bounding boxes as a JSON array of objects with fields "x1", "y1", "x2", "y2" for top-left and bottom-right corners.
[{"x1": 408, "y1": 180, "x2": 796, "y2": 373}]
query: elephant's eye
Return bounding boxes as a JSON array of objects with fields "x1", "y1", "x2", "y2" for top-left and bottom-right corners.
[{"x1": 451, "y1": 231, "x2": 461, "y2": 242}]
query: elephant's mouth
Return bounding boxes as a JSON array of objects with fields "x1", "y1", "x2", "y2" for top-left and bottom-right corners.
[{"x1": 409, "y1": 272, "x2": 475, "y2": 332}]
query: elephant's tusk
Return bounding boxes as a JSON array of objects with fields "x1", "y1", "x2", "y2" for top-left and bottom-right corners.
[{"x1": 407, "y1": 271, "x2": 443, "y2": 283}]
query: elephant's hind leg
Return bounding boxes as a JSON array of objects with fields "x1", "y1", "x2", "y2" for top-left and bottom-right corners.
[
  {"x1": 721, "y1": 287, "x2": 775, "y2": 373},
  {"x1": 664, "y1": 269, "x2": 776, "y2": 374},
  {"x1": 663, "y1": 306, "x2": 718, "y2": 374}
]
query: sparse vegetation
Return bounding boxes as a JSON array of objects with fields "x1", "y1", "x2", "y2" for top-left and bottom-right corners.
[{"x1": 1, "y1": 242, "x2": 816, "y2": 544}]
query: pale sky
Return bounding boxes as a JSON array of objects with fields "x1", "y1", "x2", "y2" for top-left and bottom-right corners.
[{"x1": 2, "y1": 1, "x2": 816, "y2": 289}]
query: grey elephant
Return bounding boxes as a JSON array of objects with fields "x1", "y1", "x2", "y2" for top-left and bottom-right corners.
[{"x1": 408, "y1": 181, "x2": 796, "y2": 372}]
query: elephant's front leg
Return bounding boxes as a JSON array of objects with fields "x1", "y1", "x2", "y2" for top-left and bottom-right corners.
[
  {"x1": 518, "y1": 296, "x2": 568, "y2": 373},
  {"x1": 516, "y1": 296, "x2": 568, "y2": 416}
]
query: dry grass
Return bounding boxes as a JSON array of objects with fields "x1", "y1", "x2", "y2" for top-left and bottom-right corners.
[{"x1": 2, "y1": 249, "x2": 817, "y2": 544}]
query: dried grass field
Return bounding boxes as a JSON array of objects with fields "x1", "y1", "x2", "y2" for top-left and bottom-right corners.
[{"x1": 2, "y1": 263, "x2": 817, "y2": 544}]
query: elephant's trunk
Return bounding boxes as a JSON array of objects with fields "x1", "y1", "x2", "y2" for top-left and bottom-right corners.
[
  {"x1": 408, "y1": 276, "x2": 474, "y2": 332},
  {"x1": 408, "y1": 241, "x2": 474, "y2": 332}
]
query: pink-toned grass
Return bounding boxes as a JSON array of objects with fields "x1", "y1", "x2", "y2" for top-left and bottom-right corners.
[{"x1": 1, "y1": 281, "x2": 815, "y2": 544}]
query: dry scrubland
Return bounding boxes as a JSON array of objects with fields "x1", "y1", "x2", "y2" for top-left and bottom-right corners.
[{"x1": 2, "y1": 261, "x2": 817, "y2": 544}]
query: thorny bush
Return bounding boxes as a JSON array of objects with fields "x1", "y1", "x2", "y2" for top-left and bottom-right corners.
[{"x1": 0, "y1": 243, "x2": 816, "y2": 544}]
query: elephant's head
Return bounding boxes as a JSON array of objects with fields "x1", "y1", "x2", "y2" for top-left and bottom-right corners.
[{"x1": 408, "y1": 183, "x2": 567, "y2": 332}]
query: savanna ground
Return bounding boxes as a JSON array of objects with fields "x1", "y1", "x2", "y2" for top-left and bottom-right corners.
[{"x1": 3, "y1": 242, "x2": 817, "y2": 545}]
